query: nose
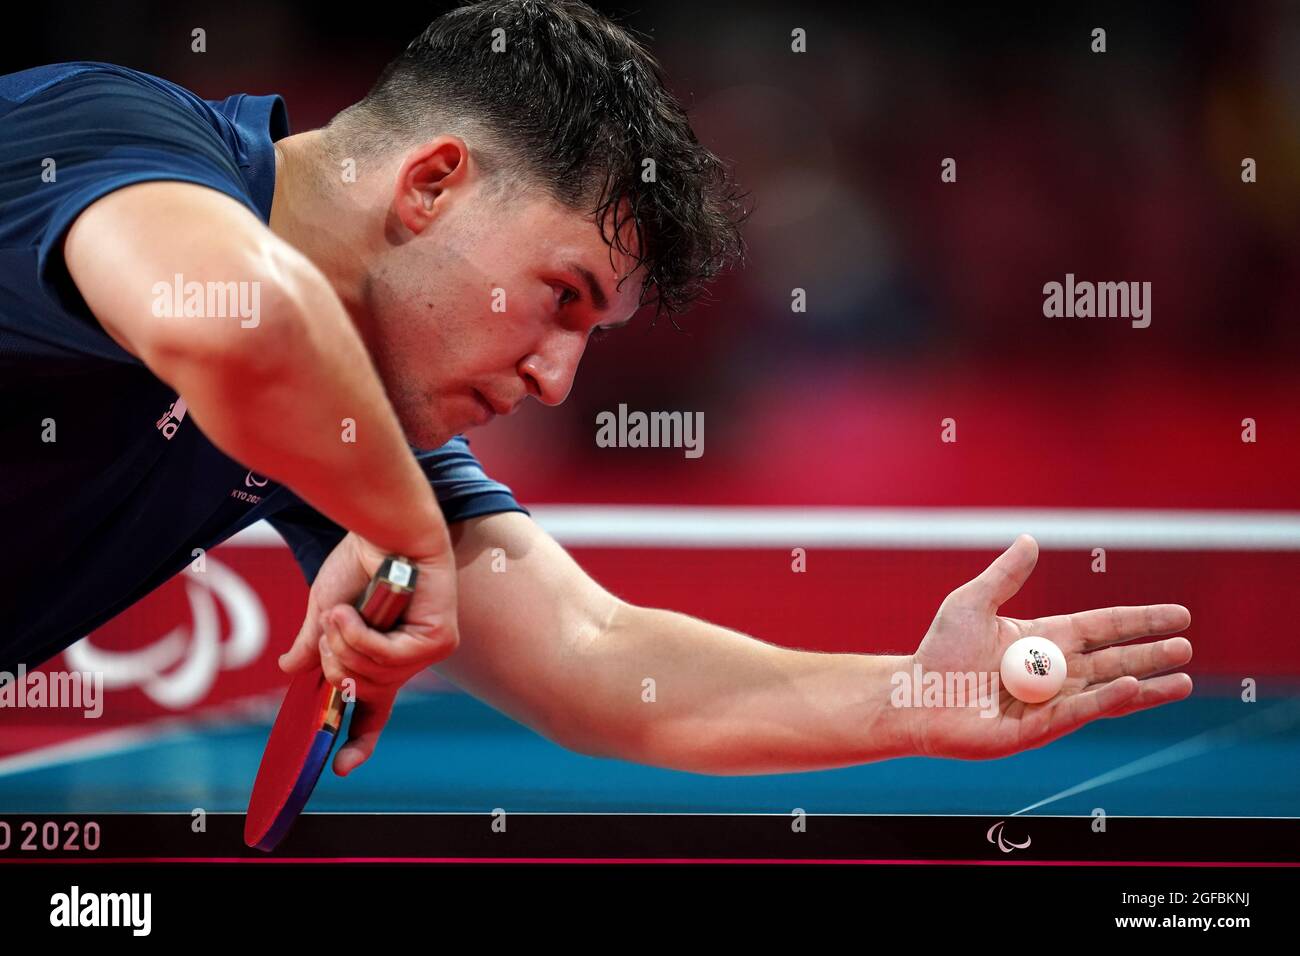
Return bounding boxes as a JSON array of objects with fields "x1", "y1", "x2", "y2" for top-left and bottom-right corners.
[{"x1": 519, "y1": 330, "x2": 587, "y2": 407}]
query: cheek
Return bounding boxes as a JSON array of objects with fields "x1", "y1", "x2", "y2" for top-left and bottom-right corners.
[
  {"x1": 495, "y1": 312, "x2": 548, "y2": 368},
  {"x1": 479, "y1": 292, "x2": 547, "y2": 361}
]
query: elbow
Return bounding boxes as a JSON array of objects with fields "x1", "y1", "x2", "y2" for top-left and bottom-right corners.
[
  {"x1": 543, "y1": 699, "x2": 633, "y2": 762},
  {"x1": 557, "y1": 718, "x2": 737, "y2": 775},
  {"x1": 554, "y1": 720, "x2": 635, "y2": 762}
]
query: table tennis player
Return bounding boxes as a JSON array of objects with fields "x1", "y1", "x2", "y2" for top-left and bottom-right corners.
[{"x1": 0, "y1": 0, "x2": 1193, "y2": 776}]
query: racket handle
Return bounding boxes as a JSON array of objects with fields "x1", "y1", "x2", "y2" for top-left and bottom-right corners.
[
  {"x1": 354, "y1": 556, "x2": 418, "y2": 630},
  {"x1": 321, "y1": 557, "x2": 419, "y2": 725}
]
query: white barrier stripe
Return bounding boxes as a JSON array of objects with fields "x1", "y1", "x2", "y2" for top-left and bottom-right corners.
[{"x1": 225, "y1": 507, "x2": 1300, "y2": 551}]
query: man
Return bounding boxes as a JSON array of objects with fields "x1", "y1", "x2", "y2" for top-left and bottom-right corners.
[{"x1": 0, "y1": 0, "x2": 1193, "y2": 777}]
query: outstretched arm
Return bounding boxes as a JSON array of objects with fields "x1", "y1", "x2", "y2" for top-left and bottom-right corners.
[
  {"x1": 426, "y1": 515, "x2": 1193, "y2": 775},
  {"x1": 438, "y1": 512, "x2": 913, "y2": 773}
]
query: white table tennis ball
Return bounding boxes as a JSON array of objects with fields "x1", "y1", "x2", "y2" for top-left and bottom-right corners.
[{"x1": 999, "y1": 636, "x2": 1067, "y2": 704}]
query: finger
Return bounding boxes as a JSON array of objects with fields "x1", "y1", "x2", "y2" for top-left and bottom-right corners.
[
  {"x1": 958, "y1": 534, "x2": 1039, "y2": 611},
  {"x1": 333, "y1": 693, "x2": 396, "y2": 776},
  {"x1": 325, "y1": 603, "x2": 457, "y2": 668},
  {"x1": 318, "y1": 612, "x2": 395, "y2": 685},
  {"x1": 394, "y1": 554, "x2": 459, "y2": 643},
  {"x1": 279, "y1": 599, "x2": 324, "y2": 674},
  {"x1": 1081, "y1": 636, "x2": 1193, "y2": 684},
  {"x1": 317, "y1": 635, "x2": 392, "y2": 703},
  {"x1": 1033, "y1": 675, "x2": 1142, "y2": 743},
  {"x1": 1100, "y1": 673, "x2": 1194, "y2": 720},
  {"x1": 1061, "y1": 604, "x2": 1192, "y2": 652}
]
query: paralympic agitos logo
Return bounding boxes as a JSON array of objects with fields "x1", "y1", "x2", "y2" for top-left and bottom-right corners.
[
  {"x1": 63, "y1": 560, "x2": 267, "y2": 709},
  {"x1": 986, "y1": 820, "x2": 1031, "y2": 854}
]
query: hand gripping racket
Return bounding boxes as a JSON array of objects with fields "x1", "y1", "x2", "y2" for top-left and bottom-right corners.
[{"x1": 244, "y1": 556, "x2": 417, "y2": 851}]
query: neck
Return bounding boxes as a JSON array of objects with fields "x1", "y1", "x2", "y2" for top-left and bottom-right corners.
[{"x1": 269, "y1": 130, "x2": 371, "y2": 319}]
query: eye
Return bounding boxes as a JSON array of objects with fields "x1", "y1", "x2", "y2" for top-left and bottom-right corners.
[{"x1": 553, "y1": 284, "x2": 579, "y2": 309}]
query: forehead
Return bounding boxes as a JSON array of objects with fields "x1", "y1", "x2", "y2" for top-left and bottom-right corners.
[{"x1": 517, "y1": 194, "x2": 645, "y2": 299}]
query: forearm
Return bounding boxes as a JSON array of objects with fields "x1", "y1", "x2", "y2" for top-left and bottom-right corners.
[
  {"x1": 161, "y1": 274, "x2": 446, "y2": 557},
  {"x1": 64, "y1": 180, "x2": 448, "y2": 558},
  {"x1": 570, "y1": 603, "x2": 919, "y2": 775}
]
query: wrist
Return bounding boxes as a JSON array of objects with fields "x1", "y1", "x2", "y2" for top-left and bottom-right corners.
[
  {"x1": 362, "y1": 486, "x2": 450, "y2": 560},
  {"x1": 868, "y1": 653, "x2": 923, "y2": 760},
  {"x1": 394, "y1": 514, "x2": 452, "y2": 560}
]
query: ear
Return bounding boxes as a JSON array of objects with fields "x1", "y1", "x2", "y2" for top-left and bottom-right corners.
[{"x1": 392, "y1": 136, "x2": 473, "y2": 235}]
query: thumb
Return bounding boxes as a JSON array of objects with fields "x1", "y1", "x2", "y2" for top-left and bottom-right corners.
[
  {"x1": 962, "y1": 533, "x2": 1039, "y2": 611},
  {"x1": 279, "y1": 606, "x2": 324, "y2": 674},
  {"x1": 333, "y1": 692, "x2": 396, "y2": 776}
]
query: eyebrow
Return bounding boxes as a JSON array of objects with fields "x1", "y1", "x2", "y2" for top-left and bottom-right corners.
[
  {"x1": 566, "y1": 262, "x2": 609, "y2": 312},
  {"x1": 563, "y1": 260, "x2": 635, "y2": 330}
]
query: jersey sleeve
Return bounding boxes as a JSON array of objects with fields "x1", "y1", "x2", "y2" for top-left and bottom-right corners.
[
  {"x1": 0, "y1": 67, "x2": 265, "y2": 358},
  {"x1": 266, "y1": 435, "x2": 529, "y2": 584}
]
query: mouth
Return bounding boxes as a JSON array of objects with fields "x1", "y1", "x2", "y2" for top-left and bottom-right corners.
[{"x1": 471, "y1": 390, "x2": 497, "y2": 424}]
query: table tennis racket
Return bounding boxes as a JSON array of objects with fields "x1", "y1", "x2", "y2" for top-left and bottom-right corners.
[{"x1": 244, "y1": 556, "x2": 417, "y2": 851}]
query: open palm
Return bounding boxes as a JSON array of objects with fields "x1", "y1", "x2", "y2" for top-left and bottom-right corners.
[{"x1": 909, "y1": 534, "x2": 1194, "y2": 760}]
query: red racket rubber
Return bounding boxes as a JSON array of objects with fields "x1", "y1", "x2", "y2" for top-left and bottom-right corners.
[{"x1": 244, "y1": 556, "x2": 417, "y2": 851}]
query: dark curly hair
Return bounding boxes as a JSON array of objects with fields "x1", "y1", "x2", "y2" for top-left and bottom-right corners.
[{"x1": 328, "y1": 0, "x2": 749, "y2": 318}]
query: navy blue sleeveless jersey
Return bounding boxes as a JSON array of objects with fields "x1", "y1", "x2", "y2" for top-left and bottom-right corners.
[{"x1": 0, "y1": 63, "x2": 525, "y2": 671}]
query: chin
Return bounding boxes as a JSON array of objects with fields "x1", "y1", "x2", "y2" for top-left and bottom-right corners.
[
  {"x1": 398, "y1": 414, "x2": 453, "y2": 451},
  {"x1": 394, "y1": 393, "x2": 478, "y2": 448}
]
